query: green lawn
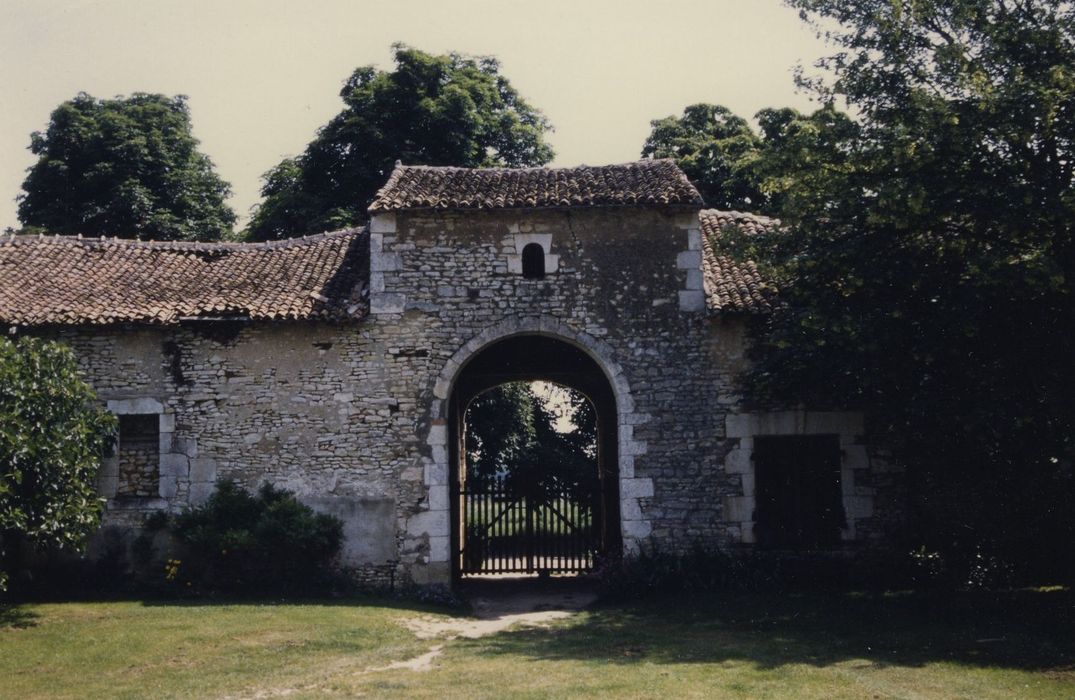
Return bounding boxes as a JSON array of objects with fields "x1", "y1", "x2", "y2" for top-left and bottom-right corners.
[{"x1": 2, "y1": 588, "x2": 1072, "y2": 699}]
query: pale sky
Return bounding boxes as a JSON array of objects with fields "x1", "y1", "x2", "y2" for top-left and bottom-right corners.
[{"x1": 0, "y1": 0, "x2": 830, "y2": 231}]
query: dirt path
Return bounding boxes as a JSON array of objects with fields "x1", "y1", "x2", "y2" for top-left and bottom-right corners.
[{"x1": 385, "y1": 580, "x2": 598, "y2": 672}]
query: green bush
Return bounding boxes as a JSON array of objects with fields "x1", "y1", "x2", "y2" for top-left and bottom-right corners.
[
  {"x1": 595, "y1": 545, "x2": 778, "y2": 601},
  {"x1": 168, "y1": 480, "x2": 343, "y2": 595},
  {"x1": 0, "y1": 337, "x2": 116, "y2": 592}
]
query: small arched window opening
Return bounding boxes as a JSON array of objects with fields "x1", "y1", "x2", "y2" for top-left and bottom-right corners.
[{"x1": 521, "y1": 243, "x2": 545, "y2": 279}]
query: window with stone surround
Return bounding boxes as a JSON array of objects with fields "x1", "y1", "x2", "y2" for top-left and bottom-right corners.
[
  {"x1": 506, "y1": 232, "x2": 559, "y2": 277},
  {"x1": 521, "y1": 243, "x2": 545, "y2": 279},
  {"x1": 753, "y1": 434, "x2": 845, "y2": 548},
  {"x1": 116, "y1": 413, "x2": 160, "y2": 498}
]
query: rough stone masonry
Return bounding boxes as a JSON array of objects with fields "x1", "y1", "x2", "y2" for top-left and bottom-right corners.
[{"x1": 0, "y1": 160, "x2": 902, "y2": 585}]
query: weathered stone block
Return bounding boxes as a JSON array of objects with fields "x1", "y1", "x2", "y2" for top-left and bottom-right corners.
[
  {"x1": 406, "y1": 509, "x2": 449, "y2": 539},
  {"x1": 428, "y1": 535, "x2": 450, "y2": 563},
  {"x1": 740, "y1": 471, "x2": 755, "y2": 497},
  {"x1": 107, "y1": 397, "x2": 163, "y2": 415},
  {"x1": 622, "y1": 519, "x2": 652, "y2": 539},
  {"x1": 621, "y1": 477, "x2": 654, "y2": 499},
  {"x1": 371, "y1": 293, "x2": 406, "y2": 314},
  {"x1": 724, "y1": 448, "x2": 751, "y2": 474},
  {"x1": 301, "y1": 495, "x2": 397, "y2": 565},
  {"x1": 159, "y1": 477, "x2": 178, "y2": 499},
  {"x1": 676, "y1": 250, "x2": 702, "y2": 270},
  {"x1": 159, "y1": 453, "x2": 189, "y2": 478},
  {"x1": 370, "y1": 252, "x2": 402, "y2": 272},
  {"x1": 370, "y1": 214, "x2": 396, "y2": 234},
  {"x1": 189, "y1": 457, "x2": 217, "y2": 483},
  {"x1": 189, "y1": 481, "x2": 216, "y2": 505},
  {"x1": 678, "y1": 290, "x2": 706, "y2": 311},
  {"x1": 424, "y1": 460, "x2": 448, "y2": 487},
  {"x1": 723, "y1": 495, "x2": 754, "y2": 523}
]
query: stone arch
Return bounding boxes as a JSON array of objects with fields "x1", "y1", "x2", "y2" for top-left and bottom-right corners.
[{"x1": 406, "y1": 316, "x2": 653, "y2": 583}]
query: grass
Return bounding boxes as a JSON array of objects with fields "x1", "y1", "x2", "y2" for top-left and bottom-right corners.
[{"x1": 1, "y1": 588, "x2": 1073, "y2": 699}]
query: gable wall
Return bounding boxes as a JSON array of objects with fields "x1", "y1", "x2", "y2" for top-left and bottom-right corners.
[{"x1": 368, "y1": 207, "x2": 745, "y2": 581}]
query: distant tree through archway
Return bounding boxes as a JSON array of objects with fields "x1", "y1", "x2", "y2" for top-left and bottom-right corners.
[{"x1": 449, "y1": 335, "x2": 619, "y2": 578}]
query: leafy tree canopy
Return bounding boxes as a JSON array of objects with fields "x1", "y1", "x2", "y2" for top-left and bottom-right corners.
[
  {"x1": 734, "y1": 0, "x2": 1075, "y2": 581},
  {"x1": 0, "y1": 338, "x2": 116, "y2": 590},
  {"x1": 246, "y1": 44, "x2": 555, "y2": 241},
  {"x1": 17, "y1": 93, "x2": 236, "y2": 241},
  {"x1": 465, "y1": 382, "x2": 597, "y2": 499},
  {"x1": 741, "y1": 105, "x2": 860, "y2": 216},
  {"x1": 641, "y1": 103, "x2": 768, "y2": 211}
]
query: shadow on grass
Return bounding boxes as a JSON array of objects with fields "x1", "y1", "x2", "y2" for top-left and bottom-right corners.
[
  {"x1": 460, "y1": 587, "x2": 1075, "y2": 673},
  {"x1": 136, "y1": 594, "x2": 470, "y2": 617},
  {"x1": 0, "y1": 605, "x2": 40, "y2": 629}
]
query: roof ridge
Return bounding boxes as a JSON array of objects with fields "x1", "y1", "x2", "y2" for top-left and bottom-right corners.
[
  {"x1": 392, "y1": 158, "x2": 676, "y2": 174},
  {"x1": 0, "y1": 226, "x2": 367, "y2": 251},
  {"x1": 369, "y1": 159, "x2": 703, "y2": 213}
]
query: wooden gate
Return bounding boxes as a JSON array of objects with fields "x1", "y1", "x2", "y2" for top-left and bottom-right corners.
[{"x1": 459, "y1": 473, "x2": 600, "y2": 576}]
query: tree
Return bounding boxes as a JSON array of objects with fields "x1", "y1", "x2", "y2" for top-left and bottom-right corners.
[
  {"x1": 246, "y1": 44, "x2": 555, "y2": 241},
  {"x1": 0, "y1": 338, "x2": 116, "y2": 590},
  {"x1": 17, "y1": 93, "x2": 236, "y2": 242},
  {"x1": 465, "y1": 382, "x2": 597, "y2": 498},
  {"x1": 641, "y1": 103, "x2": 767, "y2": 211},
  {"x1": 742, "y1": 105, "x2": 860, "y2": 216},
  {"x1": 736, "y1": 1, "x2": 1075, "y2": 582}
]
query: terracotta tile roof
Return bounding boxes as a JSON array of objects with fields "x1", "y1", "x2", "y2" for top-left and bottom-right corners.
[
  {"x1": 368, "y1": 159, "x2": 704, "y2": 213},
  {"x1": 0, "y1": 229, "x2": 368, "y2": 327},
  {"x1": 700, "y1": 209, "x2": 778, "y2": 314}
]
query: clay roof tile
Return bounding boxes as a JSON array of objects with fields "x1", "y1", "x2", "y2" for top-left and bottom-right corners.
[
  {"x1": 0, "y1": 228, "x2": 369, "y2": 328},
  {"x1": 699, "y1": 209, "x2": 779, "y2": 314},
  {"x1": 368, "y1": 159, "x2": 703, "y2": 213}
]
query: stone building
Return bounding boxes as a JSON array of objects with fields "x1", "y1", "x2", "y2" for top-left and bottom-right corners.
[{"x1": 0, "y1": 160, "x2": 901, "y2": 585}]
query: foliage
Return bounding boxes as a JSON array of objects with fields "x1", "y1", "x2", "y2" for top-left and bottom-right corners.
[
  {"x1": 641, "y1": 103, "x2": 768, "y2": 211},
  {"x1": 734, "y1": 0, "x2": 1075, "y2": 582},
  {"x1": 464, "y1": 382, "x2": 597, "y2": 500},
  {"x1": 0, "y1": 338, "x2": 116, "y2": 590},
  {"x1": 741, "y1": 104, "x2": 861, "y2": 215},
  {"x1": 595, "y1": 546, "x2": 777, "y2": 601},
  {"x1": 17, "y1": 93, "x2": 235, "y2": 241},
  {"x1": 246, "y1": 44, "x2": 555, "y2": 240},
  {"x1": 168, "y1": 480, "x2": 343, "y2": 595}
]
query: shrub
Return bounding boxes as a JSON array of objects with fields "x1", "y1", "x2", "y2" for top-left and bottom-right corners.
[
  {"x1": 168, "y1": 480, "x2": 343, "y2": 595},
  {"x1": 0, "y1": 337, "x2": 116, "y2": 591},
  {"x1": 595, "y1": 545, "x2": 778, "y2": 601}
]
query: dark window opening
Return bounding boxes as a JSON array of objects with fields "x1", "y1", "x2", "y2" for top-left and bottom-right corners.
[
  {"x1": 753, "y1": 434, "x2": 845, "y2": 549},
  {"x1": 116, "y1": 413, "x2": 160, "y2": 498},
  {"x1": 521, "y1": 243, "x2": 545, "y2": 279}
]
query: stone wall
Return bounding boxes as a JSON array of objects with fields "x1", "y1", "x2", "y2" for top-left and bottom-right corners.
[
  {"x1": 116, "y1": 441, "x2": 159, "y2": 497},
  {"x1": 55, "y1": 323, "x2": 405, "y2": 580},
  {"x1": 46, "y1": 205, "x2": 903, "y2": 585},
  {"x1": 369, "y1": 207, "x2": 744, "y2": 582}
]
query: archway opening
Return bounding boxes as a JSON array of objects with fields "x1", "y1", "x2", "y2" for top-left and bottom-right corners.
[{"x1": 449, "y1": 335, "x2": 620, "y2": 579}]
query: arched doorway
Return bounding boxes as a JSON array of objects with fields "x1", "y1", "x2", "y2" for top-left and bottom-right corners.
[{"x1": 448, "y1": 335, "x2": 621, "y2": 579}]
